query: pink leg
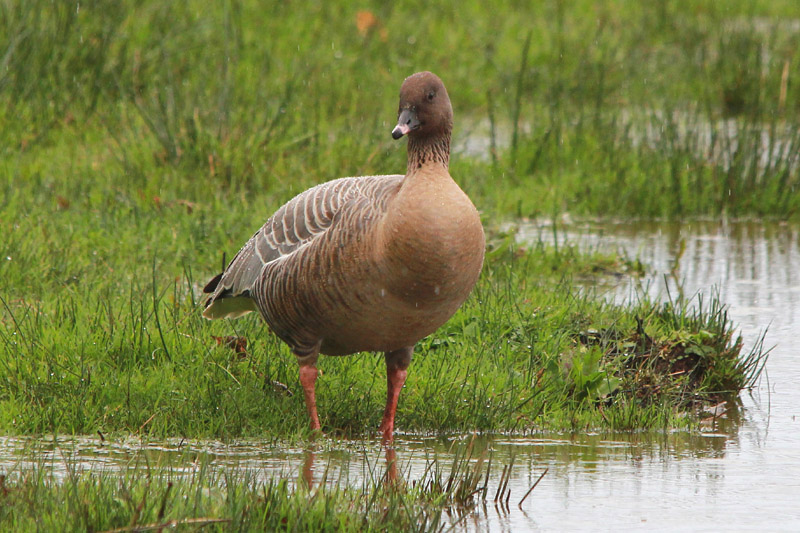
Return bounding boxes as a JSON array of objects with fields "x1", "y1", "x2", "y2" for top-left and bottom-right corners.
[
  {"x1": 299, "y1": 364, "x2": 321, "y2": 432},
  {"x1": 379, "y1": 347, "x2": 413, "y2": 442},
  {"x1": 378, "y1": 367, "x2": 407, "y2": 441}
]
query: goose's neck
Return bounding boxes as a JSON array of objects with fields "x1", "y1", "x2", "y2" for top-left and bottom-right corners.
[{"x1": 406, "y1": 132, "x2": 451, "y2": 173}]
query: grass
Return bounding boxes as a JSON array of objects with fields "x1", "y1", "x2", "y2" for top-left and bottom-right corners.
[
  {"x1": 0, "y1": 230, "x2": 765, "y2": 438},
  {"x1": 3, "y1": 0, "x2": 800, "y2": 219},
  {"x1": 0, "y1": 0, "x2": 773, "y2": 439},
  {"x1": 0, "y1": 0, "x2": 777, "y2": 441}
]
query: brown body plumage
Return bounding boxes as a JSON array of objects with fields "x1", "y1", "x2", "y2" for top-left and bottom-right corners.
[{"x1": 203, "y1": 71, "x2": 485, "y2": 440}]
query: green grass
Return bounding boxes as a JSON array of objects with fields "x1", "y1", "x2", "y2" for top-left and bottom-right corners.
[
  {"x1": 0, "y1": 230, "x2": 764, "y2": 438},
  {"x1": 0, "y1": 2, "x2": 774, "y2": 426},
  {"x1": 0, "y1": 0, "x2": 772, "y2": 440},
  {"x1": 3, "y1": 0, "x2": 800, "y2": 220}
]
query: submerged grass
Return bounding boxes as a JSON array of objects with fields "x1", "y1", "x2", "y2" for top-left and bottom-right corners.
[{"x1": 0, "y1": 439, "x2": 502, "y2": 532}]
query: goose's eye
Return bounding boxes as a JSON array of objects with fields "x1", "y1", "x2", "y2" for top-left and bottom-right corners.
[{"x1": 427, "y1": 91, "x2": 435, "y2": 101}]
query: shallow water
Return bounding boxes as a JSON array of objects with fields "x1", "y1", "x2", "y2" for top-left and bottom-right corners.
[
  {"x1": 514, "y1": 219, "x2": 800, "y2": 529},
  {"x1": 2, "y1": 220, "x2": 799, "y2": 530}
]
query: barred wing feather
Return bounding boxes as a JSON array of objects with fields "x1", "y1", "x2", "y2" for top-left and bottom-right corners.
[{"x1": 202, "y1": 175, "x2": 403, "y2": 319}]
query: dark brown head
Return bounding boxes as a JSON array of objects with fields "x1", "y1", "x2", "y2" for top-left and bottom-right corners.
[{"x1": 391, "y1": 71, "x2": 453, "y2": 140}]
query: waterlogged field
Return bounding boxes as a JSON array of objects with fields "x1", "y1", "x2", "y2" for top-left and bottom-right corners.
[{"x1": 0, "y1": 0, "x2": 793, "y2": 530}]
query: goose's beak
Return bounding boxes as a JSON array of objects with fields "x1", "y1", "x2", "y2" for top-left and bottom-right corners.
[{"x1": 391, "y1": 108, "x2": 420, "y2": 139}]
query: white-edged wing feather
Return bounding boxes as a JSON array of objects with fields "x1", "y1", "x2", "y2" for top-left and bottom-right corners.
[{"x1": 202, "y1": 175, "x2": 403, "y2": 319}]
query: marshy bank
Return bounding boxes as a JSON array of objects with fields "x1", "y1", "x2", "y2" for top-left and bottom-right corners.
[
  {"x1": 3, "y1": 219, "x2": 797, "y2": 530},
  {"x1": 0, "y1": 221, "x2": 784, "y2": 530},
  {"x1": 0, "y1": 237, "x2": 759, "y2": 438}
]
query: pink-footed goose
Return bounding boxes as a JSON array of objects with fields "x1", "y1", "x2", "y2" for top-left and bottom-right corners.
[{"x1": 202, "y1": 71, "x2": 485, "y2": 441}]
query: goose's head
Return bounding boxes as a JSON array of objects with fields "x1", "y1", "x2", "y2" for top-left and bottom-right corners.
[{"x1": 391, "y1": 71, "x2": 453, "y2": 141}]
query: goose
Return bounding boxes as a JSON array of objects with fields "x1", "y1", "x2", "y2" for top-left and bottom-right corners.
[{"x1": 202, "y1": 71, "x2": 485, "y2": 441}]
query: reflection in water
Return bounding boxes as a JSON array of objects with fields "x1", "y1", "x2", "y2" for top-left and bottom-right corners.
[
  {"x1": 0, "y1": 430, "x2": 741, "y2": 483},
  {"x1": 384, "y1": 446, "x2": 399, "y2": 486},
  {"x1": 1, "y1": 221, "x2": 799, "y2": 529},
  {"x1": 0, "y1": 425, "x2": 774, "y2": 530},
  {"x1": 299, "y1": 445, "x2": 399, "y2": 489},
  {"x1": 301, "y1": 446, "x2": 314, "y2": 488}
]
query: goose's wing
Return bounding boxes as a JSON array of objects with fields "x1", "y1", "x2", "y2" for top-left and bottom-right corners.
[{"x1": 202, "y1": 175, "x2": 403, "y2": 319}]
